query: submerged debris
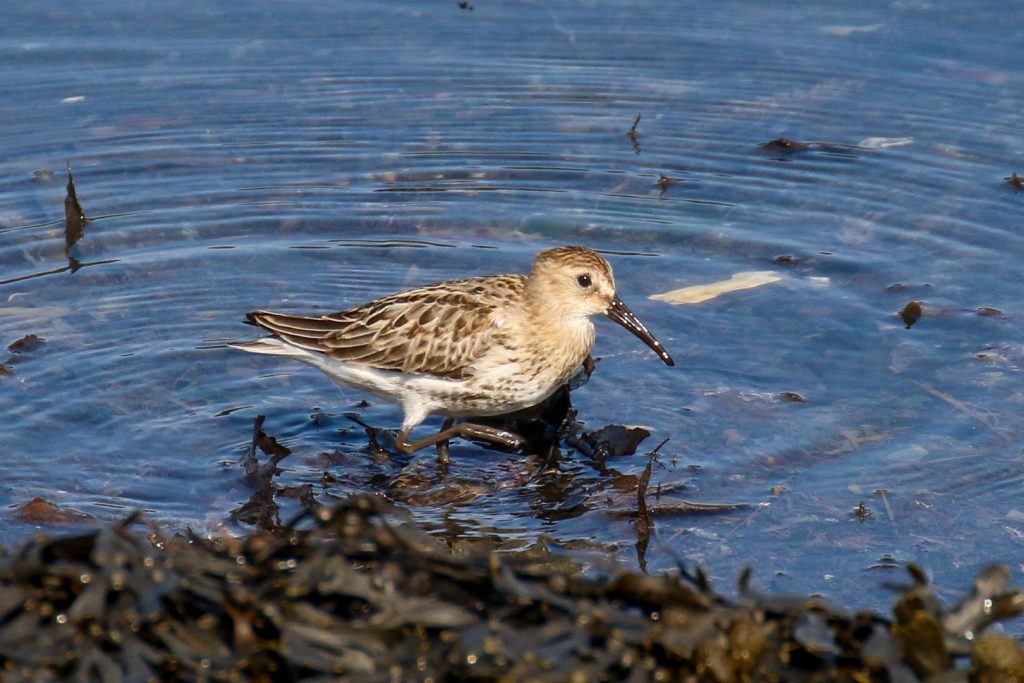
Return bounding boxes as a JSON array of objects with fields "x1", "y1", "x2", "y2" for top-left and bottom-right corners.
[
  {"x1": 6, "y1": 334, "x2": 45, "y2": 354},
  {"x1": 760, "y1": 136, "x2": 811, "y2": 152},
  {"x1": 627, "y1": 113, "x2": 642, "y2": 153},
  {"x1": 0, "y1": 496, "x2": 1021, "y2": 681},
  {"x1": 654, "y1": 173, "x2": 681, "y2": 194},
  {"x1": 759, "y1": 137, "x2": 861, "y2": 157},
  {"x1": 232, "y1": 415, "x2": 295, "y2": 531},
  {"x1": 899, "y1": 300, "x2": 924, "y2": 328}
]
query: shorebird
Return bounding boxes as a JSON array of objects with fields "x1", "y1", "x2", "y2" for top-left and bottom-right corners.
[{"x1": 231, "y1": 245, "x2": 674, "y2": 461}]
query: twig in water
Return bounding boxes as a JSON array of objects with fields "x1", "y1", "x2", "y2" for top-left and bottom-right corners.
[
  {"x1": 915, "y1": 381, "x2": 1008, "y2": 441},
  {"x1": 875, "y1": 488, "x2": 895, "y2": 523}
]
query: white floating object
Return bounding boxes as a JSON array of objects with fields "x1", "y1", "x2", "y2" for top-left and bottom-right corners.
[
  {"x1": 821, "y1": 23, "x2": 885, "y2": 36},
  {"x1": 61, "y1": 95, "x2": 86, "y2": 104},
  {"x1": 650, "y1": 271, "x2": 782, "y2": 305},
  {"x1": 859, "y1": 137, "x2": 914, "y2": 149}
]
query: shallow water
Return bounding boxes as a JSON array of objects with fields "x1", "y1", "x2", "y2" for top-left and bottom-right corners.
[{"x1": 3, "y1": 0, "x2": 1024, "y2": 614}]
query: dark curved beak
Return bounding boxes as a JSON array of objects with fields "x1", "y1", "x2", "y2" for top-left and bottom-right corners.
[{"x1": 605, "y1": 295, "x2": 674, "y2": 366}]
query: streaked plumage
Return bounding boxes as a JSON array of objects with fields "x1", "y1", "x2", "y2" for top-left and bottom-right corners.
[{"x1": 231, "y1": 245, "x2": 673, "y2": 459}]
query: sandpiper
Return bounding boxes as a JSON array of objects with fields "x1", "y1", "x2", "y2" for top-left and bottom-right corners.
[{"x1": 231, "y1": 245, "x2": 674, "y2": 461}]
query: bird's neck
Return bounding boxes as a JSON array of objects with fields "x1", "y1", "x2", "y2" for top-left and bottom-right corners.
[{"x1": 523, "y1": 298, "x2": 596, "y2": 379}]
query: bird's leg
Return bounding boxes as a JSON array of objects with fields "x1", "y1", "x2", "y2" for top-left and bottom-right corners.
[
  {"x1": 395, "y1": 422, "x2": 526, "y2": 455},
  {"x1": 436, "y1": 417, "x2": 455, "y2": 465},
  {"x1": 454, "y1": 423, "x2": 526, "y2": 451}
]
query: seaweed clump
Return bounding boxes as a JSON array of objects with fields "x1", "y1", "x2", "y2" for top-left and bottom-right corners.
[{"x1": 1, "y1": 496, "x2": 1023, "y2": 681}]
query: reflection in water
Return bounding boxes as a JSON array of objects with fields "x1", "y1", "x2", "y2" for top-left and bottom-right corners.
[
  {"x1": 0, "y1": 166, "x2": 117, "y2": 286},
  {"x1": 0, "y1": 257, "x2": 119, "y2": 287},
  {"x1": 232, "y1": 382, "x2": 742, "y2": 562},
  {"x1": 626, "y1": 114, "x2": 642, "y2": 155}
]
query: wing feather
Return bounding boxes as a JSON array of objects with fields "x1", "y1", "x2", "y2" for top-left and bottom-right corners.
[{"x1": 246, "y1": 274, "x2": 525, "y2": 379}]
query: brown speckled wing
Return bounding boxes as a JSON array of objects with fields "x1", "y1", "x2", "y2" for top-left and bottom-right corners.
[{"x1": 247, "y1": 274, "x2": 525, "y2": 379}]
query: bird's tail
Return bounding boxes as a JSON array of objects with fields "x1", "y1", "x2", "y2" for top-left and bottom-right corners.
[
  {"x1": 228, "y1": 338, "x2": 307, "y2": 357},
  {"x1": 229, "y1": 335, "x2": 405, "y2": 400}
]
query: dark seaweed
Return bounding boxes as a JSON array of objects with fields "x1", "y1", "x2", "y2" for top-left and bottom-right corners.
[{"x1": 1, "y1": 496, "x2": 1022, "y2": 681}]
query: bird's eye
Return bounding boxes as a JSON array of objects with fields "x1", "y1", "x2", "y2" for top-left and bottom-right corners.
[{"x1": 576, "y1": 274, "x2": 592, "y2": 288}]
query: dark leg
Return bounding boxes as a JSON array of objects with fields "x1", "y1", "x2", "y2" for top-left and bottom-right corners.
[
  {"x1": 395, "y1": 421, "x2": 525, "y2": 455},
  {"x1": 436, "y1": 417, "x2": 455, "y2": 465}
]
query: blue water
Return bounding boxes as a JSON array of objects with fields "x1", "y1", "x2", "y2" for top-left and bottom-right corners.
[{"x1": 2, "y1": 0, "x2": 1024, "y2": 615}]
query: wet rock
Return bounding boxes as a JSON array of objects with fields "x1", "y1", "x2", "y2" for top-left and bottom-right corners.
[{"x1": 13, "y1": 497, "x2": 93, "y2": 524}]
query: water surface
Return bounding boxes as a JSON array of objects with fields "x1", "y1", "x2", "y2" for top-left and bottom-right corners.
[{"x1": 3, "y1": 0, "x2": 1024, "y2": 614}]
